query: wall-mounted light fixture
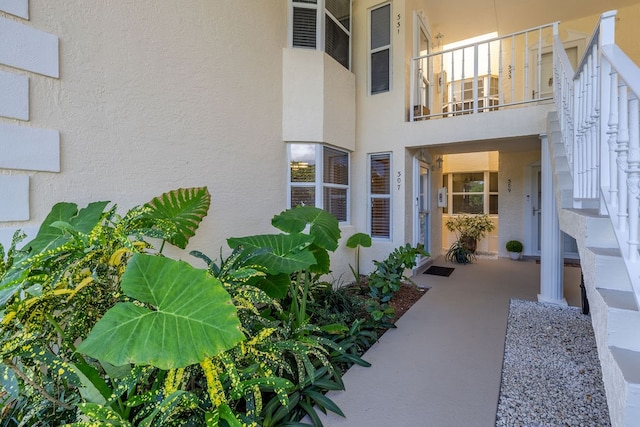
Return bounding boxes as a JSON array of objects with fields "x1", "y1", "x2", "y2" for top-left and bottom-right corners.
[
  {"x1": 431, "y1": 156, "x2": 443, "y2": 171},
  {"x1": 435, "y1": 32, "x2": 444, "y2": 48}
]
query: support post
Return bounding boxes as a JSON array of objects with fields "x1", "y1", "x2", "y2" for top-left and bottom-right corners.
[{"x1": 539, "y1": 133, "x2": 568, "y2": 305}]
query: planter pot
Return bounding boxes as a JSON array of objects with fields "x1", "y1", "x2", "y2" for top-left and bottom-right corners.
[
  {"x1": 460, "y1": 236, "x2": 477, "y2": 253},
  {"x1": 508, "y1": 251, "x2": 521, "y2": 260}
]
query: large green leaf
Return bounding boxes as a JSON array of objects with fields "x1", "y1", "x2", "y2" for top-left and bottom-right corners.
[
  {"x1": 255, "y1": 273, "x2": 291, "y2": 299},
  {"x1": 23, "y1": 201, "x2": 109, "y2": 254},
  {"x1": 77, "y1": 254, "x2": 244, "y2": 369},
  {"x1": 271, "y1": 206, "x2": 340, "y2": 251},
  {"x1": 142, "y1": 187, "x2": 211, "y2": 249},
  {"x1": 345, "y1": 232, "x2": 372, "y2": 249},
  {"x1": 0, "y1": 202, "x2": 109, "y2": 306},
  {"x1": 227, "y1": 234, "x2": 316, "y2": 275}
]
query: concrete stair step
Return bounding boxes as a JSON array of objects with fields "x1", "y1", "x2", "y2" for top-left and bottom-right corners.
[
  {"x1": 590, "y1": 247, "x2": 633, "y2": 292},
  {"x1": 609, "y1": 347, "x2": 640, "y2": 423},
  {"x1": 607, "y1": 306, "x2": 640, "y2": 352},
  {"x1": 560, "y1": 209, "x2": 618, "y2": 249}
]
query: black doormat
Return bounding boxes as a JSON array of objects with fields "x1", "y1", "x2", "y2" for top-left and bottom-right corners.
[{"x1": 424, "y1": 266, "x2": 455, "y2": 277}]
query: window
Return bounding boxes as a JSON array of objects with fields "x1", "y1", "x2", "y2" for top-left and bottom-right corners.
[
  {"x1": 447, "y1": 75, "x2": 499, "y2": 114},
  {"x1": 369, "y1": 153, "x2": 391, "y2": 238},
  {"x1": 443, "y1": 172, "x2": 498, "y2": 215},
  {"x1": 370, "y1": 3, "x2": 391, "y2": 94},
  {"x1": 290, "y1": 0, "x2": 351, "y2": 69},
  {"x1": 289, "y1": 144, "x2": 349, "y2": 221}
]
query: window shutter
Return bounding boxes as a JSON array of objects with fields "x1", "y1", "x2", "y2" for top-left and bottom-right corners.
[
  {"x1": 325, "y1": 16, "x2": 349, "y2": 69},
  {"x1": 370, "y1": 4, "x2": 390, "y2": 49},
  {"x1": 371, "y1": 50, "x2": 390, "y2": 94},
  {"x1": 293, "y1": 7, "x2": 317, "y2": 48},
  {"x1": 370, "y1": 153, "x2": 391, "y2": 238}
]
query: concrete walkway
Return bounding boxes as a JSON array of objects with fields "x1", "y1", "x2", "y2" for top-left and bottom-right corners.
[{"x1": 315, "y1": 256, "x2": 582, "y2": 427}]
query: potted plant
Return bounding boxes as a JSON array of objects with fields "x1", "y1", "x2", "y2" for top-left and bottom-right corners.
[
  {"x1": 445, "y1": 214, "x2": 496, "y2": 253},
  {"x1": 505, "y1": 239, "x2": 523, "y2": 260}
]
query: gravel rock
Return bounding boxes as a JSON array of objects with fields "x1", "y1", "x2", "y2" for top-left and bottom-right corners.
[{"x1": 495, "y1": 299, "x2": 610, "y2": 427}]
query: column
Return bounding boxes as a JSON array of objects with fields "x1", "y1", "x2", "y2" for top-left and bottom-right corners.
[{"x1": 538, "y1": 133, "x2": 567, "y2": 305}]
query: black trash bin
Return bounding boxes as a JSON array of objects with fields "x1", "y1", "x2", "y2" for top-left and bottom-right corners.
[{"x1": 580, "y1": 272, "x2": 589, "y2": 315}]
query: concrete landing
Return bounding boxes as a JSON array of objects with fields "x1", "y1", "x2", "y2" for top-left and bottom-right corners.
[{"x1": 314, "y1": 256, "x2": 582, "y2": 427}]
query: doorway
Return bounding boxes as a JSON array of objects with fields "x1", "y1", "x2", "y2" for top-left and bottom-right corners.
[
  {"x1": 414, "y1": 159, "x2": 431, "y2": 266},
  {"x1": 528, "y1": 163, "x2": 579, "y2": 258}
]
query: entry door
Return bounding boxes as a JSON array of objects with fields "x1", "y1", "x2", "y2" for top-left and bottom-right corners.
[
  {"x1": 414, "y1": 15, "x2": 432, "y2": 112},
  {"x1": 531, "y1": 166, "x2": 542, "y2": 254},
  {"x1": 537, "y1": 47, "x2": 578, "y2": 98},
  {"x1": 530, "y1": 165, "x2": 579, "y2": 258},
  {"x1": 415, "y1": 160, "x2": 431, "y2": 265}
]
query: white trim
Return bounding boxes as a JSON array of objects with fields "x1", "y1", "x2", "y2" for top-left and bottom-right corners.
[
  {"x1": 0, "y1": 17, "x2": 59, "y2": 78},
  {"x1": 0, "y1": 175, "x2": 29, "y2": 221},
  {"x1": 0, "y1": 70, "x2": 28, "y2": 120},
  {"x1": 0, "y1": 0, "x2": 28, "y2": 19}
]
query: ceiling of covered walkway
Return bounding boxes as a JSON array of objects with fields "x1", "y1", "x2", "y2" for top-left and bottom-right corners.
[{"x1": 422, "y1": 0, "x2": 640, "y2": 44}]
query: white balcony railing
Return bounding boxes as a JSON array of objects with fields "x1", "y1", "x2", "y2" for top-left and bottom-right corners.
[
  {"x1": 410, "y1": 23, "x2": 558, "y2": 121},
  {"x1": 555, "y1": 10, "x2": 640, "y2": 307}
]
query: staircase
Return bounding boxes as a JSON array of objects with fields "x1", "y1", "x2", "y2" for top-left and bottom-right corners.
[{"x1": 549, "y1": 109, "x2": 640, "y2": 427}]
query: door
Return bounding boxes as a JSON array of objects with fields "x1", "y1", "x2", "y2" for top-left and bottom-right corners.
[
  {"x1": 414, "y1": 159, "x2": 431, "y2": 265},
  {"x1": 414, "y1": 14, "x2": 432, "y2": 114},
  {"x1": 537, "y1": 46, "x2": 578, "y2": 99},
  {"x1": 531, "y1": 166, "x2": 542, "y2": 255},
  {"x1": 530, "y1": 165, "x2": 579, "y2": 258}
]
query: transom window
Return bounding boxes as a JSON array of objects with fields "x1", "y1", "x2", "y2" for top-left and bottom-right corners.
[
  {"x1": 290, "y1": 0, "x2": 351, "y2": 69},
  {"x1": 288, "y1": 144, "x2": 349, "y2": 222},
  {"x1": 443, "y1": 172, "x2": 498, "y2": 215}
]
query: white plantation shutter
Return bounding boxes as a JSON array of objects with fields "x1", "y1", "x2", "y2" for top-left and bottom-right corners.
[
  {"x1": 292, "y1": 6, "x2": 317, "y2": 48},
  {"x1": 370, "y1": 153, "x2": 391, "y2": 238}
]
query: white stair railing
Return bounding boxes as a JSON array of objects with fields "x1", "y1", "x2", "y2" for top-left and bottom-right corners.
[{"x1": 555, "y1": 10, "x2": 640, "y2": 307}]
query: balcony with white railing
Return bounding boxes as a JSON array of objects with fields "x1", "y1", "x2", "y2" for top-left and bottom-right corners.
[{"x1": 410, "y1": 23, "x2": 559, "y2": 121}]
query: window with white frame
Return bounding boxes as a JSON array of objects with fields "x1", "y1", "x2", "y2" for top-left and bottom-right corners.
[
  {"x1": 370, "y1": 3, "x2": 391, "y2": 94},
  {"x1": 290, "y1": 0, "x2": 351, "y2": 69},
  {"x1": 289, "y1": 144, "x2": 349, "y2": 222},
  {"x1": 369, "y1": 153, "x2": 391, "y2": 238},
  {"x1": 443, "y1": 172, "x2": 498, "y2": 214}
]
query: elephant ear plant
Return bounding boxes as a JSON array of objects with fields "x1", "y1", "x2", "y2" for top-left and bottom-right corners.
[{"x1": 0, "y1": 187, "x2": 247, "y2": 426}]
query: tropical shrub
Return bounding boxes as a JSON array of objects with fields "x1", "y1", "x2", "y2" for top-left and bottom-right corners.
[
  {"x1": 345, "y1": 232, "x2": 372, "y2": 286},
  {"x1": 0, "y1": 191, "x2": 408, "y2": 427},
  {"x1": 367, "y1": 243, "x2": 427, "y2": 323},
  {"x1": 0, "y1": 187, "x2": 233, "y2": 425},
  {"x1": 445, "y1": 239, "x2": 476, "y2": 264},
  {"x1": 445, "y1": 214, "x2": 495, "y2": 240}
]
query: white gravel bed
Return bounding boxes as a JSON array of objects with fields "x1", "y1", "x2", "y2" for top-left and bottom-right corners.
[{"x1": 495, "y1": 299, "x2": 610, "y2": 427}]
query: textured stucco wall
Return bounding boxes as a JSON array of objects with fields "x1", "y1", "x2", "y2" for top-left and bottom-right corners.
[{"x1": 1, "y1": 1, "x2": 289, "y2": 258}]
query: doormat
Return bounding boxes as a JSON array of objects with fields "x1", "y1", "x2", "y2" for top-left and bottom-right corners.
[{"x1": 424, "y1": 266, "x2": 455, "y2": 277}]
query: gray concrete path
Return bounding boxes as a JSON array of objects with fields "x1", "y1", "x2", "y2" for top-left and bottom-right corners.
[{"x1": 315, "y1": 256, "x2": 582, "y2": 427}]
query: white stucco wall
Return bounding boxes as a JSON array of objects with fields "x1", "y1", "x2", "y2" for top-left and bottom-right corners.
[
  {"x1": 0, "y1": 1, "x2": 289, "y2": 259},
  {"x1": 282, "y1": 48, "x2": 356, "y2": 151}
]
